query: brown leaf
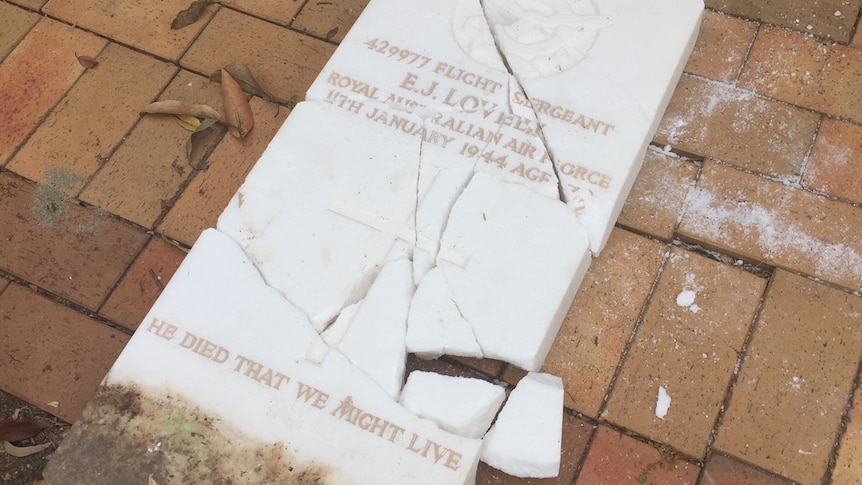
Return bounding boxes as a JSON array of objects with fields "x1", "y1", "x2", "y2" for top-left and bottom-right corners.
[
  {"x1": 149, "y1": 474, "x2": 159, "y2": 485},
  {"x1": 210, "y1": 64, "x2": 275, "y2": 103},
  {"x1": 220, "y1": 69, "x2": 254, "y2": 139},
  {"x1": 142, "y1": 100, "x2": 224, "y2": 123},
  {"x1": 3, "y1": 440, "x2": 51, "y2": 457},
  {"x1": 171, "y1": 0, "x2": 215, "y2": 30},
  {"x1": 0, "y1": 419, "x2": 42, "y2": 442},
  {"x1": 325, "y1": 26, "x2": 338, "y2": 41},
  {"x1": 75, "y1": 53, "x2": 98, "y2": 69},
  {"x1": 186, "y1": 121, "x2": 226, "y2": 168}
]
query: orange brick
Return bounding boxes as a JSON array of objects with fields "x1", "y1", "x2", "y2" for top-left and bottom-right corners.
[
  {"x1": 832, "y1": 382, "x2": 862, "y2": 484},
  {"x1": 8, "y1": 43, "x2": 175, "y2": 191},
  {"x1": 576, "y1": 426, "x2": 700, "y2": 485},
  {"x1": 739, "y1": 27, "x2": 862, "y2": 124},
  {"x1": 0, "y1": 2, "x2": 39, "y2": 60},
  {"x1": 447, "y1": 356, "x2": 505, "y2": 379},
  {"x1": 476, "y1": 413, "x2": 592, "y2": 484},
  {"x1": 79, "y1": 71, "x2": 224, "y2": 228},
  {"x1": 99, "y1": 237, "x2": 186, "y2": 331},
  {"x1": 0, "y1": 18, "x2": 106, "y2": 165},
  {"x1": 219, "y1": 0, "x2": 303, "y2": 25},
  {"x1": 655, "y1": 75, "x2": 819, "y2": 179},
  {"x1": 854, "y1": 16, "x2": 862, "y2": 48},
  {"x1": 43, "y1": 0, "x2": 217, "y2": 61},
  {"x1": 679, "y1": 161, "x2": 862, "y2": 291},
  {"x1": 0, "y1": 284, "x2": 129, "y2": 422},
  {"x1": 292, "y1": 0, "x2": 370, "y2": 43},
  {"x1": 685, "y1": 10, "x2": 757, "y2": 83},
  {"x1": 802, "y1": 118, "x2": 862, "y2": 204},
  {"x1": 159, "y1": 97, "x2": 289, "y2": 246},
  {"x1": 7, "y1": 0, "x2": 46, "y2": 9},
  {"x1": 715, "y1": 270, "x2": 862, "y2": 485},
  {"x1": 182, "y1": 8, "x2": 335, "y2": 104},
  {"x1": 0, "y1": 173, "x2": 147, "y2": 309},
  {"x1": 618, "y1": 150, "x2": 699, "y2": 240},
  {"x1": 543, "y1": 228, "x2": 665, "y2": 417},
  {"x1": 606, "y1": 248, "x2": 765, "y2": 458},
  {"x1": 702, "y1": 453, "x2": 795, "y2": 485},
  {"x1": 704, "y1": 0, "x2": 862, "y2": 43}
]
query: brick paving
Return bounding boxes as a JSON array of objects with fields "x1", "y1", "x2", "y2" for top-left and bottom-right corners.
[{"x1": 0, "y1": 1, "x2": 861, "y2": 484}]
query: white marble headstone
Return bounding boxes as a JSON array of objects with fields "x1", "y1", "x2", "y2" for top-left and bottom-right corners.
[{"x1": 45, "y1": 1, "x2": 702, "y2": 483}]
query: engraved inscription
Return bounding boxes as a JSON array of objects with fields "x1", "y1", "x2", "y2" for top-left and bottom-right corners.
[{"x1": 143, "y1": 318, "x2": 467, "y2": 472}]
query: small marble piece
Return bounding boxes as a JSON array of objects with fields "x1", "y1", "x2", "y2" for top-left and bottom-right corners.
[
  {"x1": 429, "y1": 172, "x2": 592, "y2": 371},
  {"x1": 45, "y1": 229, "x2": 481, "y2": 485},
  {"x1": 481, "y1": 372, "x2": 564, "y2": 478},
  {"x1": 400, "y1": 370, "x2": 506, "y2": 439}
]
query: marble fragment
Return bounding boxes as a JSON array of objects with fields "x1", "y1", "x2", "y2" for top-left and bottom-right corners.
[
  {"x1": 481, "y1": 372, "x2": 564, "y2": 478},
  {"x1": 400, "y1": 371, "x2": 506, "y2": 439}
]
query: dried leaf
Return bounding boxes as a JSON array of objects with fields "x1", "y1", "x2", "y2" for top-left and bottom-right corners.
[
  {"x1": 3, "y1": 440, "x2": 51, "y2": 457},
  {"x1": 220, "y1": 69, "x2": 254, "y2": 138},
  {"x1": 0, "y1": 419, "x2": 42, "y2": 442},
  {"x1": 142, "y1": 100, "x2": 223, "y2": 123},
  {"x1": 196, "y1": 118, "x2": 218, "y2": 132},
  {"x1": 75, "y1": 53, "x2": 98, "y2": 69},
  {"x1": 149, "y1": 474, "x2": 159, "y2": 485},
  {"x1": 210, "y1": 64, "x2": 275, "y2": 103},
  {"x1": 325, "y1": 26, "x2": 338, "y2": 41},
  {"x1": 171, "y1": 0, "x2": 215, "y2": 29},
  {"x1": 175, "y1": 115, "x2": 201, "y2": 132},
  {"x1": 186, "y1": 122, "x2": 226, "y2": 167}
]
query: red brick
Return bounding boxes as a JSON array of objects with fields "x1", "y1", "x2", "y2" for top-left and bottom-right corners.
[
  {"x1": 739, "y1": 27, "x2": 862, "y2": 124},
  {"x1": 99, "y1": 237, "x2": 187, "y2": 331},
  {"x1": 702, "y1": 453, "x2": 795, "y2": 485},
  {"x1": 448, "y1": 356, "x2": 505, "y2": 379},
  {"x1": 831, "y1": 383, "x2": 862, "y2": 484},
  {"x1": 576, "y1": 426, "x2": 699, "y2": 484},
  {"x1": 219, "y1": 0, "x2": 303, "y2": 25},
  {"x1": 685, "y1": 10, "x2": 757, "y2": 83},
  {"x1": 7, "y1": 43, "x2": 176, "y2": 192},
  {"x1": 714, "y1": 271, "x2": 862, "y2": 484},
  {"x1": 0, "y1": 284, "x2": 129, "y2": 422},
  {"x1": 476, "y1": 413, "x2": 593, "y2": 484},
  {"x1": 292, "y1": 0, "x2": 370, "y2": 43},
  {"x1": 159, "y1": 97, "x2": 289, "y2": 246},
  {"x1": 655, "y1": 75, "x2": 819, "y2": 179},
  {"x1": 606, "y1": 248, "x2": 765, "y2": 458},
  {"x1": 802, "y1": 118, "x2": 862, "y2": 204},
  {"x1": 542, "y1": 228, "x2": 665, "y2": 417},
  {"x1": 6, "y1": 0, "x2": 46, "y2": 10},
  {"x1": 182, "y1": 8, "x2": 335, "y2": 104},
  {"x1": 0, "y1": 18, "x2": 106, "y2": 165},
  {"x1": 704, "y1": 0, "x2": 862, "y2": 43},
  {"x1": 79, "y1": 71, "x2": 224, "y2": 229},
  {"x1": 618, "y1": 150, "x2": 698, "y2": 240},
  {"x1": 0, "y1": 173, "x2": 147, "y2": 309},
  {"x1": 43, "y1": 0, "x2": 217, "y2": 61},
  {"x1": 678, "y1": 161, "x2": 862, "y2": 291},
  {"x1": 0, "y1": 2, "x2": 39, "y2": 61}
]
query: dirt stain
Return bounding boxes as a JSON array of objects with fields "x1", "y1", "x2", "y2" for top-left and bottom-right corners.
[
  {"x1": 30, "y1": 169, "x2": 82, "y2": 227},
  {"x1": 43, "y1": 384, "x2": 331, "y2": 485}
]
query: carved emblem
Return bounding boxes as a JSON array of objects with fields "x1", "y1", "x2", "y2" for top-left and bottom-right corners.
[{"x1": 453, "y1": 0, "x2": 611, "y2": 78}]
